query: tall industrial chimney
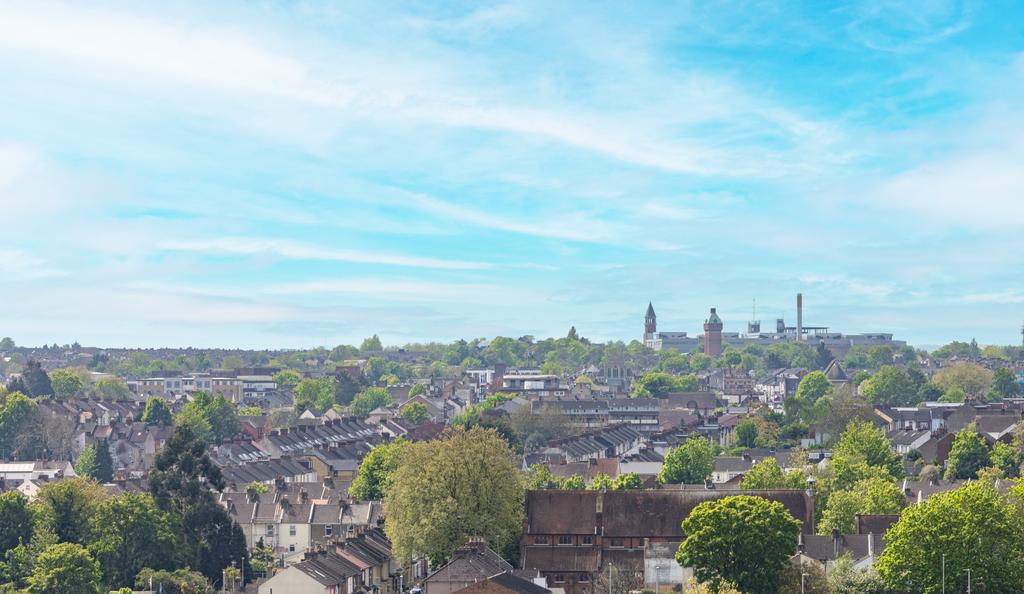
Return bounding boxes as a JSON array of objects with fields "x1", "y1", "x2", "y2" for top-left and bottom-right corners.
[{"x1": 796, "y1": 293, "x2": 803, "y2": 340}]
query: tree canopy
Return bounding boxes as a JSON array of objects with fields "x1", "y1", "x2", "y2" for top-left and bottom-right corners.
[
  {"x1": 658, "y1": 438, "x2": 714, "y2": 485},
  {"x1": 632, "y1": 371, "x2": 699, "y2": 398},
  {"x1": 384, "y1": 427, "x2": 523, "y2": 563},
  {"x1": 877, "y1": 482, "x2": 1024, "y2": 593},
  {"x1": 349, "y1": 438, "x2": 410, "y2": 501},
  {"x1": 676, "y1": 495, "x2": 801, "y2": 594}
]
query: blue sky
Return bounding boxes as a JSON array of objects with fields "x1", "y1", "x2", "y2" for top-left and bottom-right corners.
[{"x1": 1, "y1": 0, "x2": 1023, "y2": 349}]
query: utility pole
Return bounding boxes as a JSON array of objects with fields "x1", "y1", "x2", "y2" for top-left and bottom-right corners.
[
  {"x1": 966, "y1": 568, "x2": 971, "y2": 594},
  {"x1": 941, "y1": 554, "x2": 945, "y2": 594},
  {"x1": 801, "y1": 572, "x2": 807, "y2": 594}
]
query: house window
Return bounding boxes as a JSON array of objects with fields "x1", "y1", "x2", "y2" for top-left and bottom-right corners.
[
  {"x1": 579, "y1": 574, "x2": 590, "y2": 583},
  {"x1": 289, "y1": 525, "x2": 296, "y2": 536},
  {"x1": 535, "y1": 536, "x2": 549, "y2": 545},
  {"x1": 266, "y1": 526, "x2": 274, "y2": 536},
  {"x1": 288, "y1": 544, "x2": 295, "y2": 552},
  {"x1": 609, "y1": 538, "x2": 624, "y2": 548},
  {"x1": 325, "y1": 525, "x2": 333, "y2": 537},
  {"x1": 558, "y1": 536, "x2": 572, "y2": 546},
  {"x1": 553, "y1": 575, "x2": 565, "y2": 584},
  {"x1": 582, "y1": 536, "x2": 593, "y2": 545}
]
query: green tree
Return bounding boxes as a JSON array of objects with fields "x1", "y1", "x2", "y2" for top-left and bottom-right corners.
[
  {"x1": 19, "y1": 360, "x2": 52, "y2": 397},
  {"x1": 49, "y1": 369, "x2": 84, "y2": 400},
  {"x1": 33, "y1": 477, "x2": 104, "y2": 545},
  {"x1": 135, "y1": 568, "x2": 211, "y2": 594},
  {"x1": 75, "y1": 444, "x2": 98, "y2": 481},
  {"x1": 360, "y1": 335, "x2": 383, "y2": 352},
  {"x1": 990, "y1": 440, "x2": 1022, "y2": 478},
  {"x1": 860, "y1": 366, "x2": 919, "y2": 407},
  {"x1": 588, "y1": 473, "x2": 614, "y2": 491},
  {"x1": 178, "y1": 392, "x2": 239, "y2": 442},
  {"x1": 148, "y1": 425, "x2": 248, "y2": 587},
  {"x1": 174, "y1": 405, "x2": 212, "y2": 443},
  {"x1": 0, "y1": 391, "x2": 38, "y2": 459},
  {"x1": 933, "y1": 362, "x2": 993, "y2": 401},
  {"x1": 0, "y1": 491, "x2": 33, "y2": 556},
  {"x1": 632, "y1": 372, "x2": 699, "y2": 399},
  {"x1": 658, "y1": 438, "x2": 714, "y2": 485},
  {"x1": 90, "y1": 377, "x2": 130, "y2": 401},
  {"x1": 560, "y1": 474, "x2": 586, "y2": 490},
  {"x1": 989, "y1": 367, "x2": 1020, "y2": 400},
  {"x1": 88, "y1": 492, "x2": 177, "y2": 589},
  {"x1": 944, "y1": 424, "x2": 990, "y2": 480},
  {"x1": 877, "y1": 482, "x2": 1024, "y2": 593},
  {"x1": 526, "y1": 464, "x2": 559, "y2": 490},
  {"x1": 350, "y1": 387, "x2": 393, "y2": 417},
  {"x1": 408, "y1": 383, "x2": 426, "y2": 398},
  {"x1": 676, "y1": 495, "x2": 800, "y2": 594},
  {"x1": 384, "y1": 427, "x2": 523, "y2": 563},
  {"x1": 0, "y1": 337, "x2": 14, "y2": 350},
  {"x1": 795, "y1": 371, "x2": 831, "y2": 404},
  {"x1": 293, "y1": 377, "x2": 335, "y2": 413},
  {"x1": 611, "y1": 472, "x2": 643, "y2": 490},
  {"x1": 349, "y1": 439, "x2": 410, "y2": 501},
  {"x1": 818, "y1": 477, "x2": 904, "y2": 535},
  {"x1": 938, "y1": 385, "x2": 966, "y2": 403},
  {"x1": 272, "y1": 369, "x2": 302, "y2": 390},
  {"x1": 690, "y1": 352, "x2": 712, "y2": 371},
  {"x1": 735, "y1": 418, "x2": 758, "y2": 448},
  {"x1": 834, "y1": 420, "x2": 902, "y2": 479},
  {"x1": 866, "y1": 345, "x2": 894, "y2": 367},
  {"x1": 141, "y1": 398, "x2": 173, "y2": 426},
  {"x1": 399, "y1": 402, "x2": 429, "y2": 424},
  {"x1": 220, "y1": 355, "x2": 244, "y2": 370},
  {"x1": 27, "y1": 542, "x2": 102, "y2": 594},
  {"x1": 739, "y1": 458, "x2": 805, "y2": 490},
  {"x1": 827, "y1": 556, "x2": 888, "y2": 594}
]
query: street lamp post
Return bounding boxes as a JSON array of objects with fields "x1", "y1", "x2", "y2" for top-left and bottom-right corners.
[
  {"x1": 966, "y1": 568, "x2": 971, "y2": 594},
  {"x1": 801, "y1": 572, "x2": 808, "y2": 594},
  {"x1": 941, "y1": 554, "x2": 945, "y2": 594}
]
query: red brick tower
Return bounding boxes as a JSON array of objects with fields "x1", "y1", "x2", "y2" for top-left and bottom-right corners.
[{"x1": 704, "y1": 307, "x2": 723, "y2": 358}]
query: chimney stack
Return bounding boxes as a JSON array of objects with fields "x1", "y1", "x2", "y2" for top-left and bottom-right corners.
[{"x1": 796, "y1": 293, "x2": 803, "y2": 340}]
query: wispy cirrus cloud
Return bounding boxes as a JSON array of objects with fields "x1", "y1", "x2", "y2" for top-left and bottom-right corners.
[{"x1": 159, "y1": 237, "x2": 489, "y2": 270}]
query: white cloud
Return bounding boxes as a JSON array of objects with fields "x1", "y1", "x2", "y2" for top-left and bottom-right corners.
[
  {"x1": 0, "y1": 1, "x2": 840, "y2": 178},
  {"x1": 799, "y1": 274, "x2": 895, "y2": 299},
  {"x1": 961, "y1": 291, "x2": 1024, "y2": 304},
  {"x1": 159, "y1": 237, "x2": 488, "y2": 270},
  {"x1": 267, "y1": 278, "x2": 552, "y2": 306}
]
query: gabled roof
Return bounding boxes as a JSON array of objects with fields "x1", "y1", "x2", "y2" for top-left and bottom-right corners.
[{"x1": 823, "y1": 359, "x2": 848, "y2": 381}]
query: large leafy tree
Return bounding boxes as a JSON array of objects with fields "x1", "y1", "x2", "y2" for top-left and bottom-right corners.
[
  {"x1": 860, "y1": 366, "x2": 919, "y2": 406},
  {"x1": 989, "y1": 367, "x2": 1020, "y2": 400},
  {"x1": 88, "y1": 492, "x2": 178, "y2": 589},
  {"x1": 795, "y1": 371, "x2": 831, "y2": 404},
  {"x1": 350, "y1": 387, "x2": 393, "y2": 417},
  {"x1": 0, "y1": 491, "x2": 34, "y2": 556},
  {"x1": 632, "y1": 372, "x2": 699, "y2": 398},
  {"x1": 739, "y1": 458, "x2": 805, "y2": 490},
  {"x1": 293, "y1": 377, "x2": 337, "y2": 412},
  {"x1": 349, "y1": 438, "x2": 410, "y2": 501},
  {"x1": 877, "y1": 482, "x2": 1024, "y2": 593},
  {"x1": 33, "y1": 477, "x2": 104, "y2": 545},
  {"x1": 932, "y1": 362, "x2": 993, "y2": 401},
  {"x1": 735, "y1": 419, "x2": 758, "y2": 448},
  {"x1": 676, "y1": 495, "x2": 800, "y2": 594},
  {"x1": 178, "y1": 391, "x2": 239, "y2": 442},
  {"x1": 384, "y1": 427, "x2": 523, "y2": 563},
  {"x1": 90, "y1": 377, "x2": 130, "y2": 401},
  {"x1": 19, "y1": 360, "x2": 53, "y2": 397},
  {"x1": 49, "y1": 369, "x2": 84, "y2": 400},
  {"x1": 27, "y1": 542, "x2": 102, "y2": 594},
  {"x1": 833, "y1": 420, "x2": 902, "y2": 479},
  {"x1": 0, "y1": 391, "x2": 39, "y2": 458},
  {"x1": 141, "y1": 398, "x2": 173, "y2": 426},
  {"x1": 944, "y1": 423, "x2": 990, "y2": 480},
  {"x1": 658, "y1": 438, "x2": 714, "y2": 485},
  {"x1": 77, "y1": 440, "x2": 113, "y2": 483},
  {"x1": 399, "y1": 402, "x2": 429, "y2": 424},
  {"x1": 818, "y1": 477, "x2": 904, "y2": 534},
  {"x1": 148, "y1": 425, "x2": 249, "y2": 587}
]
